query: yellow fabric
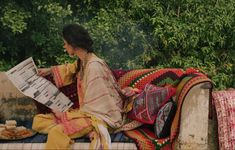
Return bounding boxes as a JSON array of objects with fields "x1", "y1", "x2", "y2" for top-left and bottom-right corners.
[
  {"x1": 32, "y1": 111, "x2": 112, "y2": 150},
  {"x1": 51, "y1": 61, "x2": 77, "y2": 88},
  {"x1": 89, "y1": 115, "x2": 111, "y2": 149},
  {"x1": 32, "y1": 113, "x2": 93, "y2": 150}
]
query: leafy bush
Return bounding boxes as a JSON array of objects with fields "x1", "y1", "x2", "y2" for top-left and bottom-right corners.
[{"x1": 0, "y1": 0, "x2": 234, "y2": 89}]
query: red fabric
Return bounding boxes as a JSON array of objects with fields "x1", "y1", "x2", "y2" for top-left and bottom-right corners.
[
  {"x1": 124, "y1": 127, "x2": 171, "y2": 150},
  {"x1": 212, "y1": 89, "x2": 235, "y2": 150},
  {"x1": 112, "y1": 69, "x2": 130, "y2": 80}
]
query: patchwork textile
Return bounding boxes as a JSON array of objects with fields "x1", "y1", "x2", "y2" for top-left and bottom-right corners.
[
  {"x1": 212, "y1": 89, "x2": 235, "y2": 150},
  {"x1": 128, "y1": 84, "x2": 176, "y2": 124}
]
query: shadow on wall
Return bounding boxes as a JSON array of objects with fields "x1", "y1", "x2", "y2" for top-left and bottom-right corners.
[
  {"x1": 0, "y1": 72, "x2": 37, "y2": 122},
  {"x1": 0, "y1": 97, "x2": 37, "y2": 122}
]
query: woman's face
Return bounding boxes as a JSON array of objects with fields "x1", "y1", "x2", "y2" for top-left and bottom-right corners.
[{"x1": 63, "y1": 40, "x2": 75, "y2": 56}]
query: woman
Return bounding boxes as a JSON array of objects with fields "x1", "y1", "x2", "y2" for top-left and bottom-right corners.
[{"x1": 32, "y1": 24, "x2": 135, "y2": 149}]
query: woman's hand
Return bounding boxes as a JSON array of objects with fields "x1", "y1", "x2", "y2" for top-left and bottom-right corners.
[
  {"x1": 88, "y1": 131, "x2": 96, "y2": 141},
  {"x1": 38, "y1": 68, "x2": 51, "y2": 77},
  {"x1": 121, "y1": 87, "x2": 141, "y2": 97}
]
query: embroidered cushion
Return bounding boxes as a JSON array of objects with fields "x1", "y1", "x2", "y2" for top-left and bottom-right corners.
[
  {"x1": 154, "y1": 99, "x2": 176, "y2": 138},
  {"x1": 127, "y1": 84, "x2": 176, "y2": 124}
]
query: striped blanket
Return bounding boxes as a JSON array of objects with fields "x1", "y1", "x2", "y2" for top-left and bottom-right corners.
[{"x1": 116, "y1": 68, "x2": 211, "y2": 149}]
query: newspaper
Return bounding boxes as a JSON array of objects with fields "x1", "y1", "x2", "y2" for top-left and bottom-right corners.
[{"x1": 5, "y1": 57, "x2": 73, "y2": 112}]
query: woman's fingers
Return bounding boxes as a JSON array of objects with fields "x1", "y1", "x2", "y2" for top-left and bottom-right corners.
[
  {"x1": 88, "y1": 131, "x2": 96, "y2": 141},
  {"x1": 38, "y1": 70, "x2": 45, "y2": 76},
  {"x1": 38, "y1": 68, "x2": 51, "y2": 77},
  {"x1": 122, "y1": 87, "x2": 137, "y2": 97},
  {"x1": 133, "y1": 88, "x2": 142, "y2": 94}
]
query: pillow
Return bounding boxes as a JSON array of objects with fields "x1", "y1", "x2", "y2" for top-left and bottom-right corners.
[
  {"x1": 154, "y1": 99, "x2": 176, "y2": 138},
  {"x1": 127, "y1": 84, "x2": 176, "y2": 124},
  {"x1": 212, "y1": 89, "x2": 235, "y2": 150}
]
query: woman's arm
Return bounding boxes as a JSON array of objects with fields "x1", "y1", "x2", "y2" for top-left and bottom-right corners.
[{"x1": 50, "y1": 61, "x2": 78, "y2": 88}]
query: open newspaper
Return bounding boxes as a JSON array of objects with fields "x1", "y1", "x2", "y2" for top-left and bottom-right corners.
[{"x1": 5, "y1": 57, "x2": 73, "y2": 112}]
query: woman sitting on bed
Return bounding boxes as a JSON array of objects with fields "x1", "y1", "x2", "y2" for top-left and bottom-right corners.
[{"x1": 32, "y1": 24, "x2": 135, "y2": 150}]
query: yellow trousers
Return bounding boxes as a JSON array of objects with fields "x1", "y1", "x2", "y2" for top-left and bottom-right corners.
[{"x1": 32, "y1": 113, "x2": 93, "y2": 150}]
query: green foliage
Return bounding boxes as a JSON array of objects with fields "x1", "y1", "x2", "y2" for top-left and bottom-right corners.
[
  {"x1": 0, "y1": 0, "x2": 72, "y2": 69},
  {"x1": 1, "y1": 4, "x2": 31, "y2": 34},
  {"x1": 143, "y1": 0, "x2": 235, "y2": 89},
  {"x1": 83, "y1": 8, "x2": 151, "y2": 69},
  {"x1": 0, "y1": 0, "x2": 234, "y2": 90}
]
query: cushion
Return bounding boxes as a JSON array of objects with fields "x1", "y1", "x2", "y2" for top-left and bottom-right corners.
[
  {"x1": 127, "y1": 84, "x2": 176, "y2": 124},
  {"x1": 154, "y1": 99, "x2": 176, "y2": 138},
  {"x1": 212, "y1": 89, "x2": 235, "y2": 150}
]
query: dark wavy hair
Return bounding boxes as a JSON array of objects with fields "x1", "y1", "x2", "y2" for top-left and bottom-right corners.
[
  {"x1": 62, "y1": 24, "x2": 93, "y2": 52},
  {"x1": 62, "y1": 24, "x2": 94, "y2": 73}
]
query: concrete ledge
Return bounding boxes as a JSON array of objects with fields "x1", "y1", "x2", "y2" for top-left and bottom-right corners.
[
  {"x1": 0, "y1": 72, "x2": 37, "y2": 121},
  {"x1": 174, "y1": 82, "x2": 211, "y2": 150}
]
